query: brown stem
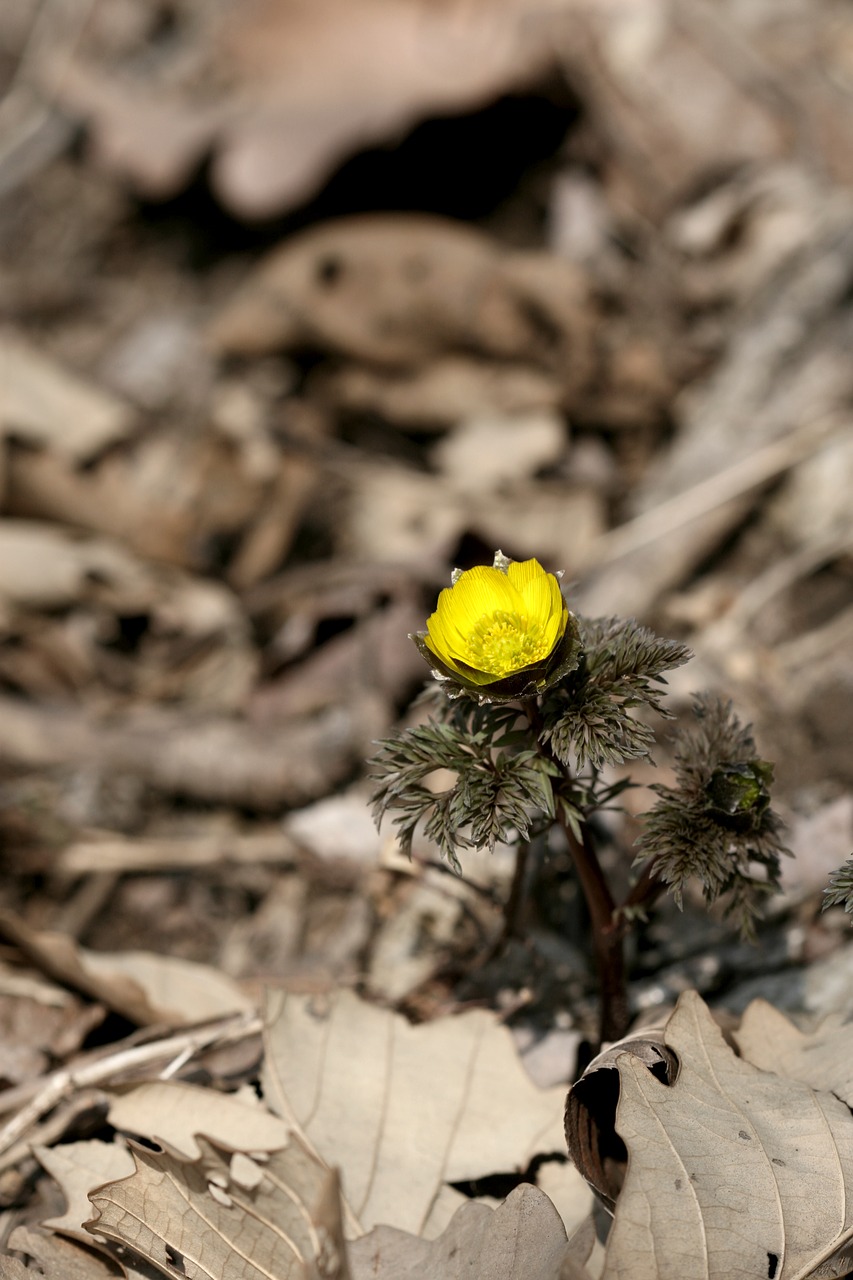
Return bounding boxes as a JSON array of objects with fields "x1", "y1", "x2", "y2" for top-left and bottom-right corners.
[
  {"x1": 560, "y1": 816, "x2": 629, "y2": 1044},
  {"x1": 616, "y1": 856, "x2": 666, "y2": 936},
  {"x1": 500, "y1": 839, "x2": 532, "y2": 947},
  {"x1": 526, "y1": 704, "x2": 630, "y2": 1045}
]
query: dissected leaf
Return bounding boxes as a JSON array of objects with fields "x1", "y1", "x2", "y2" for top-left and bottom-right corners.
[
  {"x1": 88, "y1": 1134, "x2": 347, "y2": 1280},
  {"x1": 348, "y1": 1184, "x2": 583, "y2": 1280},
  {"x1": 735, "y1": 999, "x2": 853, "y2": 1106},
  {"x1": 106, "y1": 1080, "x2": 290, "y2": 1159},
  {"x1": 602, "y1": 990, "x2": 853, "y2": 1279},
  {"x1": 260, "y1": 988, "x2": 567, "y2": 1238}
]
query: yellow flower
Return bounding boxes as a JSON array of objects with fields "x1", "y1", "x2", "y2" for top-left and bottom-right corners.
[{"x1": 413, "y1": 552, "x2": 581, "y2": 701}]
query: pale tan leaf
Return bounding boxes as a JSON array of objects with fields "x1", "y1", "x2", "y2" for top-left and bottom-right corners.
[
  {"x1": 348, "y1": 1183, "x2": 582, "y2": 1279},
  {"x1": 603, "y1": 990, "x2": 853, "y2": 1280},
  {"x1": 7, "y1": 1226, "x2": 122, "y2": 1280},
  {"x1": 0, "y1": 912, "x2": 252, "y2": 1025},
  {"x1": 260, "y1": 988, "x2": 567, "y2": 1238},
  {"x1": 0, "y1": 334, "x2": 134, "y2": 461},
  {"x1": 207, "y1": 216, "x2": 591, "y2": 389},
  {"x1": 88, "y1": 1135, "x2": 346, "y2": 1280},
  {"x1": 37, "y1": 1140, "x2": 136, "y2": 1242},
  {"x1": 535, "y1": 1161, "x2": 595, "y2": 1240},
  {"x1": 735, "y1": 999, "x2": 853, "y2": 1107},
  {"x1": 0, "y1": 1261, "x2": 30, "y2": 1279},
  {"x1": 106, "y1": 1080, "x2": 290, "y2": 1159},
  {"x1": 52, "y1": 0, "x2": 576, "y2": 219}
]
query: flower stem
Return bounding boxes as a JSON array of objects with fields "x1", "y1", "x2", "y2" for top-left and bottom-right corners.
[
  {"x1": 479, "y1": 838, "x2": 532, "y2": 965},
  {"x1": 559, "y1": 814, "x2": 629, "y2": 1045},
  {"x1": 526, "y1": 703, "x2": 630, "y2": 1046}
]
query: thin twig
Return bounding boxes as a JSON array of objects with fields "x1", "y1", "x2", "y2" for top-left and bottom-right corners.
[
  {"x1": 0, "y1": 1009, "x2": 262, "y2": 1159},
  {"x1": 588, "y1": 416, "x2": 838, "y2": 567}
]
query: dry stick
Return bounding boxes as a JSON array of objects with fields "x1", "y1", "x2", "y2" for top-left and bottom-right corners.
[
  {"x1": 587, "y1": 416, "x2": 838, "y2": 568},
  {"x1": 0, "y1": 0, "x2": 96, "y2": 197},
  {"x1": 0, "y1": 1009, "x2": 263, "y2": 1160}
]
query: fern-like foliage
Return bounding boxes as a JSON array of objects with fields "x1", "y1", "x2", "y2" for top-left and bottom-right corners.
[
  {"x1": 635, "y1": 694, "x2": 789, "y2": 936},
  {"x1": 541, "y1": 616, "x2": 692, "y2": 771},
  {"x1": 371, "y1": 702, "x2": 559, "y2": 871},
  {"x1": 824, "y1": 857, "x2": 853, "y2": 917}
]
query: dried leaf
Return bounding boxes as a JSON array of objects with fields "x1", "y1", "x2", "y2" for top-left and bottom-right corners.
[
  {"x1": 0, "y1": 695, "x2": 366, "y2": 810},
  {"x1": 735, "y1": 999, "x2": 853, "y2": 1108},
  {"x1": 208, "y1": 215, "x2": 591, "y2": 390},
  {"x1": 432, "y1": 412, "x2": 565, "y2": 496},
  {"x1": 88, "y1": 1134, "x2": 347, "y2": 1280},
  {"x1": 0, "y1": 1261, "x2": 31, "y2": 1279},
  {"x1": 565, "y1": 1023, "x2": 673, "y2": 1211},
  {"x1": 348, "y1": 1184, "x2": 580, "y2": 1280},
  {"x1": 0, "y1": 987, "x2": 102, "y2": 1086},
  {"x1": 106, "y1": 1080, "x2": 290, "y2": 1159},
  {"x1": 0, "y1": 334, "x2": 134, "y2": 461},
  {"x1": 0, "y1": 913, "x2": 252, "y2": 1025},
  {"x1": 260, "y1": 988, "x2": 567, "y2": 1238},
  {"x1": 6, "y1": 424, "x2": 301, "y2": 579},
  {"x1": 37, "y1": 1140, "x2": 136, "y2": 1243},
  {"x1": 315, "y1": 357, "x2": 563, "y2": 431},
  {"x1": 52, "y1": 0, "x2": 575, "y2": 218},
  {"x1": 7, "y1": 1225, "x2": 123, "y2": 1280},
  {"x1": 601, "y1": 990, "x2": 853, "y2": 1279}
]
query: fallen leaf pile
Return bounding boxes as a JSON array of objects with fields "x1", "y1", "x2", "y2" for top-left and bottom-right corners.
[{"x1": 0, "y1": 986, "x2": 852, "y2": 1277}]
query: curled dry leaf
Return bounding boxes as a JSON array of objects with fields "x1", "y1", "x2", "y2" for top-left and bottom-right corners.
[
  {"x1": 565, "y1": 1022, "x2": 674, "y2": 1211},
  {"x1": 567, "y1": 990, "x2": 853, "y2": 1279},
  {"x1": 87, "y1": 1134, "x2": 349, "y2": 1280}
]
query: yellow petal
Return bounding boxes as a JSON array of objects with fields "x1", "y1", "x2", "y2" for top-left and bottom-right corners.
[{"x1": 507, "y1": 559, "x2": 552, "y2": 625}]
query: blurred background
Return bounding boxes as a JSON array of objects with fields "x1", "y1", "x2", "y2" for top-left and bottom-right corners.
[{"x1": 1, "y1": 0, "x2": 853, "y2": 1032}]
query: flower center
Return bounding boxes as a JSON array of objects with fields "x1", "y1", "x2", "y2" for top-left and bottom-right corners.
[{"x1": 464, "y1": 610, "x2": 549, "y2": 676}]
